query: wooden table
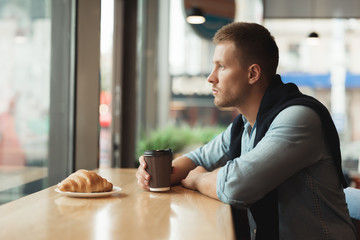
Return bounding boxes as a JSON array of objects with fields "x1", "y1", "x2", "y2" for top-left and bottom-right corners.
[{"x1": 0, "y1": 168, "x2": 235, "y2": 240}]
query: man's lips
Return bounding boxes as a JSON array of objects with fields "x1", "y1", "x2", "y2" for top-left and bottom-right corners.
[{"x1": 212, "y1": 88, "x2": 219, "y2": 95}]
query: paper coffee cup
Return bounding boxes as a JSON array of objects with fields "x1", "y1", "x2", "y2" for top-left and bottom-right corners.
[{"x1": 144, "y1": 148, "x2": 173, "y2": 192}]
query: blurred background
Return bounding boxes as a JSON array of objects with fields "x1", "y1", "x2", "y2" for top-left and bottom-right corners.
[{"x1": 1, "y1": 0, "x2": 360, "y2": 204}]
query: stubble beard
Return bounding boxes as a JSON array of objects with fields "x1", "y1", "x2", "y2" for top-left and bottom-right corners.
[
  {"x1": 213, "y1": 91, "x2": 244, "y2": 109},
  {"x1": 213, "y1": 95, "x2": 233, "y2": 108}
]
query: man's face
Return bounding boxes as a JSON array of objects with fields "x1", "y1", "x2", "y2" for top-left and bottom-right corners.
[{"x1": 208, "y1": 42, "x2": 250, "y2": 110}]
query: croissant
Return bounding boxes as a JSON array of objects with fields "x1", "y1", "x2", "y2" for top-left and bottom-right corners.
[{"x1": 58, "y1": 169, "x2": 113, "y2": 193}]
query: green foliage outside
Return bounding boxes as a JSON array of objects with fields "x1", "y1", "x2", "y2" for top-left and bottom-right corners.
[{"x1": 136, "y1": 125, "x2": 226, "y2": 159}]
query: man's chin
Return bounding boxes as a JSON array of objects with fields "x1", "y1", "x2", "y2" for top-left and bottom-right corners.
[{"x1": 214, "y1": 100, "x2": 226, "y2": 108}]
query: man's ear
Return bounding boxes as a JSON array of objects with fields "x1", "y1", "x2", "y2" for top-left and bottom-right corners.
[{"x1": 248, "y1": 64, "x2": 261, "y2": 85}]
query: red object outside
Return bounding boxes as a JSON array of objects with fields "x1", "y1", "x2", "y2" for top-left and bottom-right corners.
[{"x1": 99, "y1": 91, "x2": 112, "y2": 128}]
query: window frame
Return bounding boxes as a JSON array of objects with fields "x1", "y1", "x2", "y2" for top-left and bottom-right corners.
[{"x1": 49, "y1": 0, "x2": 101, "y2": 185}]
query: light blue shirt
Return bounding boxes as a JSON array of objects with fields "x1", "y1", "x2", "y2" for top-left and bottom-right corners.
[{"x1": 185, "y1": 105, "x2": 356, "y2": 239}]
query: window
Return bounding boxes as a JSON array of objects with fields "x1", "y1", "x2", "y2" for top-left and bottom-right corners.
[
  {"x1": 135, "y1": 0, "x2": 235, "y2": 160},
  {"x1": 0, "y1": 0, "x2": 52, "y2": 204},
  {"x1": 0, "y1": 0, "x2": 79, "y2": 204}
]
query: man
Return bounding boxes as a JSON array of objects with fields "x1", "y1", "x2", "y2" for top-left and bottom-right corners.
[{"x1": 136, "y1": 22, "x2": 356, "y2": 239}]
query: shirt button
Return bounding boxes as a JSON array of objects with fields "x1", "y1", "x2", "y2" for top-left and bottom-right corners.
[{"x1": 254, "y1": 229, "x2": 257, "y2": 234}]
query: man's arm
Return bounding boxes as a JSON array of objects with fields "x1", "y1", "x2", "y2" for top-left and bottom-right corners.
[
  {"x1": 216, "y1": 106, "x2": 327, "y2": 206},
  {"x1": 171, "y1": 156, "x2": 197, "y2": 184},
  {"x1": 181, "y1": 166, "x2": 219, "y2": 200},
  {"x1": 136, "y1": 124, "x2": 231, "y2": 191}
]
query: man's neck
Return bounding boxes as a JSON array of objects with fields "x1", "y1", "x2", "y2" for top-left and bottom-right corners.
[
  {"x1": 236, "y1": 75, "x2": 272, "y2": 126},
  {"x1": 238, "y1": 90, "x2": 267, "y2": 127}
]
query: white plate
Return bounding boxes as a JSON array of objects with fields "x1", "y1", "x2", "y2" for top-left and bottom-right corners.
[{"x1": 55, "y1": 186, "x2": 122, "y2": 198}]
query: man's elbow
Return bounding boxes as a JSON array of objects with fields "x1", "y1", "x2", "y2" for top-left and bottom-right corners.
[{"x1": 222, "y1": 184, "x2": 264, "y2": 204}]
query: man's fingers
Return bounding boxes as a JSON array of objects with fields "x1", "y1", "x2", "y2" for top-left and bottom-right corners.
[
  {"x1": 136, "y1": 156, "x2": 151, "y2": 190},
  {"x1": 137, "y1": 178, "x2": 150, "y2": 190},
  {"x1": 136, "y1": 168, "x2": 150, "y2": 182},
  {"x1": 136, "y1": 171, "x2": 150, "y2": 190},
  {"x1": 139, "y1": 156, "x2": 147, "y2": 168}
]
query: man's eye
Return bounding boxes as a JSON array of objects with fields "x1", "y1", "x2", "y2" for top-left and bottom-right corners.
[{"x1": 219, "y1": 65, "x2": 224, "y2": 69}]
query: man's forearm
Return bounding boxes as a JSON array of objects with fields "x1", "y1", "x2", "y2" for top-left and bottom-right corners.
[
  {"x1": 181, "y1": 166, "x2": 219, "y2": 200},
  {"x1": 171, "y1": 156, "x2": 197, "y2": 185},
  {"x1": 196, "y1": 169, "x2": 219, "y2": 200}
]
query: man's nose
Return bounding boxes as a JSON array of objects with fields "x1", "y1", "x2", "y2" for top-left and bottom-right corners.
[{"x1": 207, "y1": 70, "x2": 217, "y2": 84}]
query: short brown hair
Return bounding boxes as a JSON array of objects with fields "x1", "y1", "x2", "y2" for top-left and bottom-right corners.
[{"x1": 214, "y1": 22, "x2": 279, "y2": 78}]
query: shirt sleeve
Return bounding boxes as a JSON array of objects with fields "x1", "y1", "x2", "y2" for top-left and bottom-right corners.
[
  {"x1": 217, "y1": 106, "x2": 329, "y2": 207},
  {"x1": 184, "y1": 123, "x2": 232, "y2": 171}
]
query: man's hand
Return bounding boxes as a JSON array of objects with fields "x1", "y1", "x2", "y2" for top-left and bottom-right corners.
[
  {"x1": 181, "y1": 166, "x2": 208, "y2": 190},
  {"x1": 181, "y1": 166, "x2": 219, "y2": 200},
  {"x1": 136, "y1": 156, "x2": 150, "y2": 190},
  {"x1": 136, "y1": 155, "x2": 197, "y2": 191}
]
